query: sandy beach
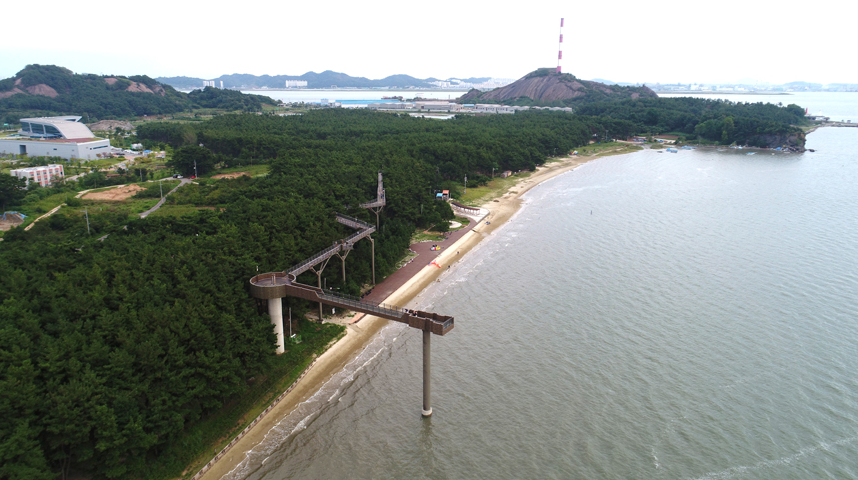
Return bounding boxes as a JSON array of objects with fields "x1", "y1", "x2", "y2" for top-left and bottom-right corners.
[{"x1": 198, "y1": 153, "x2": 598, "y2": 479}]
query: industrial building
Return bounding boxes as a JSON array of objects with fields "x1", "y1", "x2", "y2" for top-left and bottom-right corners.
[
  {"x1": 367, "y1": 103, "x2": 415, "y2": 111},
  {"x1": 415, "y1": 102, "x2": 462, "y2": 112},
  {"x1": 10, "y1": 164, "x2": 65, "y2": 187},
  {"x1": 0, "y1": 116, "x2": 110, "y2": 160}
]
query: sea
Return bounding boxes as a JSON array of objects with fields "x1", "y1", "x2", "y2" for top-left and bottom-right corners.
[
  {"x1": 240, "y1": 89, "x2": 468, "y2": 107},
  {"x1": 222, "y1": 93, "x2": 858, "y2": 480}
]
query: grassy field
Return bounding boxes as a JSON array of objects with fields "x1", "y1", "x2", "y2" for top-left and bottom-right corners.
[
  {"x1": 147, "y1": 204, "x2": 204, "y2": 218},
  {"x1": 79, "y1": 198, "x2": 160, "y2": 216},
  {"x1": 574, "y1": 141, "x2": 643, "y2": 157},
  {"x1": 14, "y1": 192, "x2": 75, "y2": 219},
  {"x1": 410, "y1": 230, "x2": 446, "y2": 243},
  {"x1": 458, "y1": 172, "x2": 531, "y2": 206},
  {"x1": 208, "y1": 164, "x2": 270, "y2": 178}
]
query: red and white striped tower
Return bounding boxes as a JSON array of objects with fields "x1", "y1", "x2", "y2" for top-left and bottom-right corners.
[{"x1": 557, "y1": 18, "x2": 564, "y2": 73}]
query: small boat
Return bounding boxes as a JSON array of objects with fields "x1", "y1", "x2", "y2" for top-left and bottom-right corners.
[
  {"x1": 746, "y1": 152, "x2": 756, "y2": 155},
  {"x1": 666, "y1": 148, "x2": 678, "y2": 153}
]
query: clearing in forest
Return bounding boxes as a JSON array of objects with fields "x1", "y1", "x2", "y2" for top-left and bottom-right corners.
[
  {"x1": 83, "y1": 184, "x2": 145, "y2": 201},
  {"x1": 212, "y1": 172, "x2": 251, "y2": 179}
]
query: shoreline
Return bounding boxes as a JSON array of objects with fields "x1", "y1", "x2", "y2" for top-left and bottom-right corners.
[{"x1": 197, "y1": 153, "x2": 605, "y2": 480}]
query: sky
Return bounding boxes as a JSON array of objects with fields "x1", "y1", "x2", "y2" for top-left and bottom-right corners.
[{"x1": 1, "y1": 0, "x2": 853, "y2": 85}]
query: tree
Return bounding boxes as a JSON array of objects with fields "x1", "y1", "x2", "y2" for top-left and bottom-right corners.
[
  {"x1": 0, "y1": 174, "x2": 27, "y2": 211},
  {"x1": 167, "y1": 145, "x2": 214, "y2": 176}
]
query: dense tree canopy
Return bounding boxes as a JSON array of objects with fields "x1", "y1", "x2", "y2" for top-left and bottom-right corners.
[
  {"x1": 2, "y1": 109, "x2": 626, "y2": 479},
  {"x1": 576, "y1": 97, "x2": 807, "y2": 146},
  {"x1": 187, "y1": 87, "x2": 276, "y2": 112},
  {"x1": 0, "y1": 174, "x2": 27, "y2": 211}
]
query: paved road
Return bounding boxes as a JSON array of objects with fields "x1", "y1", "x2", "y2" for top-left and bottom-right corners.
[{"x1": 139, "y1": 179, "x2": 191, "y2": 218}]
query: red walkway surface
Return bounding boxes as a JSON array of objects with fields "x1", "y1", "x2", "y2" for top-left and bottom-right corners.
[{"x1": 362, "y1": 217, "x2": 478, "y2": 305}]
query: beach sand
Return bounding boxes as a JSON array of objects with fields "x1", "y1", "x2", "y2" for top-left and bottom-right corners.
[{"x1": 198, "y1": 154, "x2": 596, "y2": 480}]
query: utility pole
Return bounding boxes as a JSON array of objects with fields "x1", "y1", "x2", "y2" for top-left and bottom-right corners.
[
  {"x1": 193, "y1": 159, "x2": 197, "y2": 178},
  {"x1": 159, "y1": 179, "x2": 163, "y2": 199},
  {"x1": 82, "y1": 208, "x2": 90, "y2": 235},
  {"x1": 464, "y1": 175, "x2": 467, "y2": 195}
]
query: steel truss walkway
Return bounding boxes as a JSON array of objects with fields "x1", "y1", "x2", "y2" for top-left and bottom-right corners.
[
  {"x1": 249, "y1": 173, "x2": 453, "y2": 416},
  {"x1": 250, "y1": 271, "x2": 453, "y2": 336}
]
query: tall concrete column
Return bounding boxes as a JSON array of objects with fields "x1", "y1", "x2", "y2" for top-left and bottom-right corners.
[
  {"x1": 268, "y1": 297, "x2": 285, "y2": 354},
  {"x1": 422, "y1": 329, "x2": 432, "y2": 417},
  {"x1": 370, "y1": 236, "x2": 376, "y2": 284},
  {"x1": 317, "y1": 273, "x2": 324, "y2": 322}
]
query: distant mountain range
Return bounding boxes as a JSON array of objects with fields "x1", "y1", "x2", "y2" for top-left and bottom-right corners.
[{"x1": 156, "y1": 71, "x2": 492, "y2": 90}]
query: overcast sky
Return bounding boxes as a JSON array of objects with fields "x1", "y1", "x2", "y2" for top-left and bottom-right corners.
[{"x1": 1, "y1": 0, "x2": 852, "y2": 85}]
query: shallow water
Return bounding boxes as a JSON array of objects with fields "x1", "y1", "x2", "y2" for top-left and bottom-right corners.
[{"x1": 225, "y1": 127, "x2": 858, "y2": 480}]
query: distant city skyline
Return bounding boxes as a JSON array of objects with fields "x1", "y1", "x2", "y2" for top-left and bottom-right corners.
[{"x1": 1, "y1": 0, "x2": 853, "y2": 86}]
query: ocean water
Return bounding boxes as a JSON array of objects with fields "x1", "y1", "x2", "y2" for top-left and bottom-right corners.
[
  {"x1": 239, "y1": 89, "x2": 467, "y2": 105},
  {"x1": 223, "y1": 126, "x2": 858, "y2": 479}
]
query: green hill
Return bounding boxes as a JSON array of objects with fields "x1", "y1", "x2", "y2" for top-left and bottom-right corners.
[{"x1": 0, "y1": 65, "x2": 278, "y2": 124}]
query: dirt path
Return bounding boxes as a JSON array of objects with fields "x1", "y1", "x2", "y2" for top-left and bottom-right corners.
[
  {"x1": 24, "y1": 204, "x2": 65, "y2": 231},
  {"x1": 139, "y1": 179, "x2": 191, "y2": 218}
]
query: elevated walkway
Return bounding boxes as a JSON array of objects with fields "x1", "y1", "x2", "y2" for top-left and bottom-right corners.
[
  {"x1": 250, "y1": 272, "x2": 453, "y2": 335},
  {"x1": 359, "y1": 198, "x2": 386, "y2": 209},
  {"x1": 286, "y1": 213, "x2": 376, "y2": 277}
]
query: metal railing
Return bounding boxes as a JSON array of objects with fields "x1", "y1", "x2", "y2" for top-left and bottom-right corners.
[
  {"x1": 451, "y1": 201, "x2": 480, "y2": 214},
  {"x1": 359, "y1": 199, "x2": 386, "y2": 208},
  {"x1": 286, "y1": 244, "x2": 341, "y2": 277},
  {"x1": 250, "y1": 271, "x2": 289, "y2": 286},
  {"x1": 286, "y1": 213, "x2": 376, "y2": 277},
  {"x1": 316, "y1": 289, "x2": 404, "y2": 317},
  {"x1": 335, "y1": 212, "x2": 375, "y2": 230}
]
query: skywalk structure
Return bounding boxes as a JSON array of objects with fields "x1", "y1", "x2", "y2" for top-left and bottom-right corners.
[
  {"x1": 249, "y1": 173, "x2": 453, "y2": 416},
  {"x1": 360, "y1": 171, "x2": 386, "y2": 228}
]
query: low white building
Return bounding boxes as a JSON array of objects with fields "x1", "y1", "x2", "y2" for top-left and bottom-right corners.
[
  {"x1": 474, "y1": 104, "x2": 515, "y2": 114},
  {"x1": 367, "y1": 103, "x2": 415, "y2": 110},
  {"x1": 10, "y1": 164, "x2": 65, "y2": 187},
  {"x1": 0, "y1": 116, "x2": 110, "y2": 160},
  {"x1": 415, "y1": 102, "x2": 462, "y2": 112}
]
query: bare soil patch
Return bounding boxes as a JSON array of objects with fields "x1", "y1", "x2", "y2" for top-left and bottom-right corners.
[
  {"x1": 0, "y1": 213, "x2": 25, "y2": 231},
  {"x1": 212, "y1": 172, "x2": 251, "y2": 179},
  {"x1": 83, "y1": 184, "x2": 145, "y2": 201},
  {"x1": 89, "y1": 120, "x2": 134, "y2": 132}
]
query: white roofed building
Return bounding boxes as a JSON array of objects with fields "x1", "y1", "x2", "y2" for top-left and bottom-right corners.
[
  {"x1": 1, "y1": 116, "x2": 110, "y2": 160},
  {"x1": 18, "y1": 116, "x2": 95, "y2": 139}
]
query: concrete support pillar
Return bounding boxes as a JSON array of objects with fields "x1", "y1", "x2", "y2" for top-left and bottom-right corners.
[
  {"x1": 370, "y1": 236, "x2": 376, "y2": 285},
  {"x1": 422, "y1": 329, "x2": 432, "y2": 417},
  {"x1": 317, "y1": 272, "x2": 324, "y2": 323},
  {"x1": 268, "y1": 297, "x2": 285, "y2": 354}
]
